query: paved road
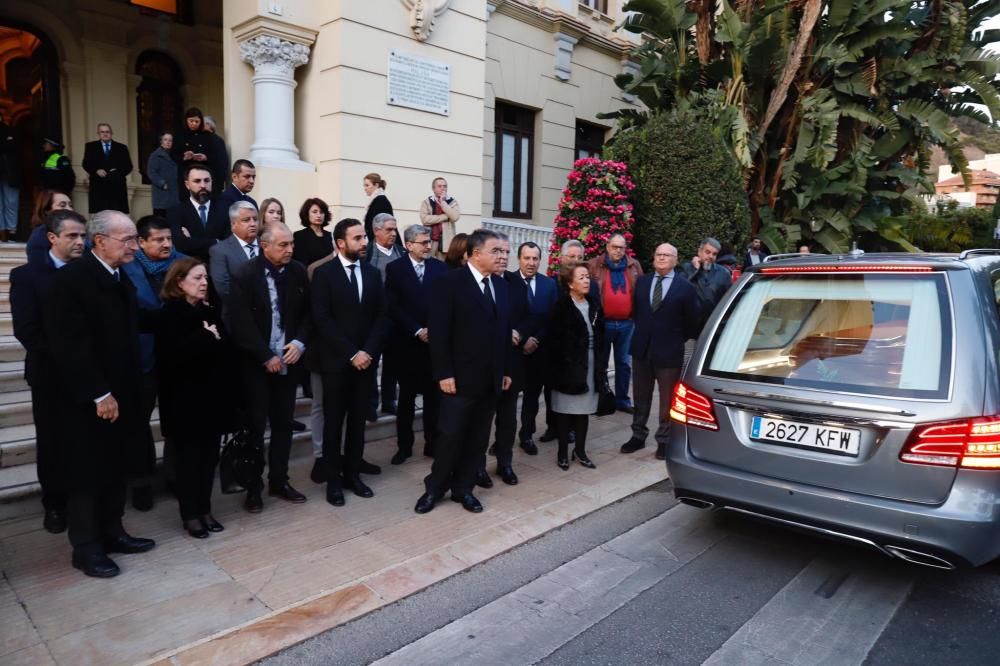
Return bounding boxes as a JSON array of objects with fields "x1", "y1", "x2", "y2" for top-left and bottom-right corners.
[{"x1": 263, "y1": 481, "x2": 1000, "y2": 666}]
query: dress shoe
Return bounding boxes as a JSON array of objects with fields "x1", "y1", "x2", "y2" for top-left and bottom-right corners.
[
  {"x1": 366, "y1": 406, "x2": 379, "y2": 423},
  {"x1": 414, "y1": 492, "x2": 437, "y2": 514},
  {"x1": 104, "y1": 534, "x2": 156, "y2": 554},
  {"x1": 391, "y1": 448, "x2": 412, "y2": 465},
  {"x1": 655, "y1": 444, "x2": 667, "y2": 461},
  {"x1": 343, "y1": 476, "x2": 374, "y2": 498},
  {"x1": 519, "y1": 439, "x2": 538, "y2": 455},
  {"x1": 183, "y1": 519, "x2": 209, "y2": 539},
  {"x1": 620, "y1": 438, "x2": 646, "y2": 454},
  {"x1": 201, "y1": 515, "x2": 224, "y2": 532},
  {"x1": 72, "y1": 551, "x2": 120, "y2": 578},
  {"x1": 475, "y1": 470, "x2": 494, "y2": 489},
  {"x1": 310, "y1": 458, "x2": 328, "y2": 484},
  {"x1": 131, "y1": 485, "x2": 154, "y2": 512},
  {"x1": 269, "y1": 483, "x2": 307, "y2": 504},
  {"x1": 557, "y1": 456, "x2": 570, "y2": 471},
  {"x1": 43, "y1": 509, "x2": 67, "y2": 534},
  {"x1": 291, "y1": 419, "x2": 307, "y2": 432},
  {"x1": 617, "y1": 404, "x2": 635, "y2": 414},
  {"x1": 539, "y1": 428, "x2": 557, "y2": 443},
  {"x1": 326, "y1": 485, "x2": 346, "y2": 507},
  {"x1": 381, "y1": 401, "x2": 397, "y2": 415},
  {"x1": 498, "y1": 466, "x2": 519, "y2": 485},
  {"x1": 572, "y1": 450, "x2": 596, "y2": 469},
  {"x1": 245, "y1": 491, "x2": 263, "y2": 513},
  {"x1": 359, "y1": 459, "x2": 382, "y2": 475},
  {"x1": 451, "y1": 493, "x2": 483, "y2": 513}
]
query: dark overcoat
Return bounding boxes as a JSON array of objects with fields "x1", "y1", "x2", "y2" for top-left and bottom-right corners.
[{"x1": 547, "y1": 292, "x2": 607, "y2": 395}]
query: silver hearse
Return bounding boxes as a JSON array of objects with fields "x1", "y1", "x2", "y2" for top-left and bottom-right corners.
[{"x1": 666, "y1": 250, "x2": 1000, "y2": 569}]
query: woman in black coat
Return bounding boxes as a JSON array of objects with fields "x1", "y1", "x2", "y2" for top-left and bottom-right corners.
[
  {"x1": 156, "y1": 258, "x2": 236, "y2": 538},
  {"x1": 547, "y1": 262, "x2": 607, "y2": 470},
  {"x1": 171, "y1": 107, "x2": 214, "y2": 201},
  {"x1": 362, "y1": 172, "x2": 393, "y2": 242},
  {"x1": 292, "y1": 197, "x2": 333, "y2": 267}
]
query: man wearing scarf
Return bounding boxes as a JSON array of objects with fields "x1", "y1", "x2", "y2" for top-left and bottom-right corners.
[
  {"x1": 586, "y1": 234, "x2": 643, "y2": 414},
  {"x1": 121, "y1": 215, "x2": 188, "y2": 511},
  {"x1": 419, "y1": 176, "x2": 461, "y2": 259}
]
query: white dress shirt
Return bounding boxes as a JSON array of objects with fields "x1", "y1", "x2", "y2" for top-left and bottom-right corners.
[
  {"x1": 337, "y1": 252, "x2": 364, "y2": 301},
  {"x1": 468, "y1": 263, "x2": 494, "y2": 301}
]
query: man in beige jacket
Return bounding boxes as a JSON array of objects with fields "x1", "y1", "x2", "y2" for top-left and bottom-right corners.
[{"x1": 419, "y1": 176, "x2": 460, "y2": 258}]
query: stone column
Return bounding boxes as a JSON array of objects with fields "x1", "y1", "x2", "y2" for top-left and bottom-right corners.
[{"x1": 238, "y1": 34, "x2": 312, "y2": 171}]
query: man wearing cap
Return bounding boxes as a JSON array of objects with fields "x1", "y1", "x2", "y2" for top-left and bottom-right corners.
[{"x1": 40, "y1": 138, "x2": 75, "y2": 195}]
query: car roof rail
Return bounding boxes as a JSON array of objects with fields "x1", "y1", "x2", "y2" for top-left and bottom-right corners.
[
  {"x1": 958, "y1": 248, "x2": 1000, "y2": 260},
  {"x1": 762, "y1": 252, "x2": 808, "y2": 262}
]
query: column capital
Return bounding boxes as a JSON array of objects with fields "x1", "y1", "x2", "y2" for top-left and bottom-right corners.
[{"x1": 239, "y1": 35, "x2": 310, "y2": 76}]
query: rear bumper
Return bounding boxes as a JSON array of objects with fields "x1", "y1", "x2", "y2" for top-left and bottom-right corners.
[{"x1": 667, "y1": 436, "x2": 1000, "y2": 567}]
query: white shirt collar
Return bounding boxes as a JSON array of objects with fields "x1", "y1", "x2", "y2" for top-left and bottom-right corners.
[
  {"x1": 190, "y1": 197, "x2": 209, "y2": 211},
  {"x1": 49, "y1": 251, "x2": 67, "y2": 269},
  {"x1": 519, "y1": 271, "x2": 534, "y2": 281},
  {"x1": 468, "y1": 262, "x2": 488, "y2": 285},
  {"x1": 375, "y1": 243, "x2": 394, "y2": 256},
  {"x1": 91, "y1": 250, "x2": 118, "y2": 277},
  {"x1": 337, "y1": 252, "x2": 359, "y2": 269},
  {"x1": 410, "y1": 254, "x2": 424, "y2": 267}
]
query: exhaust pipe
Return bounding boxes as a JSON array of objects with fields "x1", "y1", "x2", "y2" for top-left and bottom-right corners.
[
  {"x1": 677, "y1": 496, "x2": 716, "y2": 510},
  {"x1": 883, "y1": 545, "x2": 956, "y2": 571}
]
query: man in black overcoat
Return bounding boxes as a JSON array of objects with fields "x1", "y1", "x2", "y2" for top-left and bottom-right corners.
[
  {"x1": 227, "y1": 222, "x2": 311, "y2": 513},
  {"x1": 311, "y1": 218, "x2": 390, "y2": 507},
  {"x1": 44, "y1": 210, "x2": 156, "y2": 578},
  {"x1": 10, "y1": 210, "x2": 87, "y2": 533},
  {"x1": 415, "y1": 228, "x2": 512, "y2": 515},
  {"x1": 384, "y1": 223, "x2": 446, "y2": 465},
  {"x1": 166, "y1": 164, "x2": 229, "y2": 262},
  {"x1": 82, "y1": 123, "x2": 133, "y2": 214}
]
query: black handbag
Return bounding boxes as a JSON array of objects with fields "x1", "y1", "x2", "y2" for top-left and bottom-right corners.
[
  {"x1": 218, "y1": 429, "x2": 262, "y2": 494},
  {"x1": 595, "y1": 372, "x2": 616, "y2": 417}
]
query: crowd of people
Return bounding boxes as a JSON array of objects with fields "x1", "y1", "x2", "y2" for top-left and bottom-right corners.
[{"x1": 8, "y1": 120, "x2": 751, "y2": 580}]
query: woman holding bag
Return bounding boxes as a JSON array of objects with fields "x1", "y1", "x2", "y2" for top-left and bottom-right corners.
[
  {"x1": 157, "y1": 258, "x2": 236, "y2": 538},
  {"x1": 547, "y1": 262, "x2": 607, "y2": 470}
]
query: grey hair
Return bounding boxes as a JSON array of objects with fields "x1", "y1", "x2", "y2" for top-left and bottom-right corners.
[
  {"x1": 260, "y1": 222, "x2": 292, "y2": 245},
  {"x1": 404, "y1": 224, "x2": 431, "y2": 243},
  {"x1": 88, "y1": 210, "x2": 128, "y2": 242},
  {"x1": 203, "y1": 115, "x2": 217, "y2": 130},
  {"x1": 561, "y1": 239, "x2": 585, "y2": 254},
  {"x1": 229, "y1": 200, "x2": 257, "y2": 223},
  {"x1": 495, "y1": 231, "x2": 510, "y2": 242},
  {"x1": 372, "y1": 212, "x2": 396, "y2": 231},
  {"x1": 699, "y1": 237, "x2": 721, "y2": 252}
]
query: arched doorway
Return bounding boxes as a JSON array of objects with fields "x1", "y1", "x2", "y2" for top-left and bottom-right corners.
[
  {"x1": 135, "y1": 50, "x2": 183, "y2": 184},
  {"x1": 0, "y1": 20, "x2": 61, "y2": 237}
]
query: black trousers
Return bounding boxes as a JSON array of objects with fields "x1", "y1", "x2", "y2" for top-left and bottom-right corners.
[
  {"x1": 243, "y1": 366, "x2": 298, "y2": 491},
  {"x1": 133, "y1": 370, "x2": 158, "y2": 481},
  {"x1": 68, "y1": 483, "x2": 127, "y2": 555},
  {"x1": 396, "y1": 373, "x2": 439, "y2": 453},
  {"x1": 174, "y1": 432, "x2": 220, "y2": 520},
  {"x1": 322, "y1": 368, "x2": 372, "y2": 483},
  {"x1": 519, "y1": 359, "x2": 550, "y2": 443},
  {"x1": 425, "y1": 392, "x2": 496, "y2": 498},
  {"x1": 369, "y1": 352, "x2": 398, "y2": 411},
  {"x1": 556, "y1": 412, "x2": 590, "y2": 459},
  {"x1": 484, "y1": 387, "x2": 518, "y2": 470},
  {"x1": 30, "y1": 381, "x2": 66, "y2": 512}
]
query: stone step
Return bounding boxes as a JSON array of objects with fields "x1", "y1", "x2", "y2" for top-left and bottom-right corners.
[
  {"x1": 0, "y1": 336, "x2": 24, "y2": 362},
  {"x1": 0, "y1": 315, "x2": 11, "y2": 336},
  {"x1": 0, "y1": 361, "x2": 26, "y2": 393}
]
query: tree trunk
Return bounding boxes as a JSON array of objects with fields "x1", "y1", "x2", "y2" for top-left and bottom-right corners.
[
  {"x1": 759, "y1": 0, "x2": 822, "y2": 139},
  {"x1": 688, "y1": 0, "x2": 716, "y2": 65}
]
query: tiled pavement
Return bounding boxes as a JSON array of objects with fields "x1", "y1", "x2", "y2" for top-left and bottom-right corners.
[{"x1": 0, "y1": 408, "x2": 668, "y2": 666}]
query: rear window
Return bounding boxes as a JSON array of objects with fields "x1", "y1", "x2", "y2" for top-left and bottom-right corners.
[{"x1": 702, "y1": 273, "x2": 953, "y2": 399}]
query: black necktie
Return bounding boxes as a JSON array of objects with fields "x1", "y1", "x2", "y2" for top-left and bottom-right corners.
[
  {"x1": 525, "y1": 276, "x2": 534, "y2": 305},
  {"x1": 482, "y1": 276, "x2": 495, "y2": 312},
  {"x1": 112, "y1": 270, "x2": 120, "y2": 283},
  {"x1": 652, "y1": 275, "x2": 664, "y2": 312},
  {"x1": 349, "y1": 264, "x2": 360, "y2": 303}
]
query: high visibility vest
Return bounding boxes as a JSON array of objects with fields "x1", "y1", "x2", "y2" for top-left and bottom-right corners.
[{"x1": 43, "y1": 152, "x2": 64, "y2": 169}]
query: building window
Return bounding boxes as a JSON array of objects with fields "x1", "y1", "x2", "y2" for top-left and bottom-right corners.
[
  {"x1": 494, "y1": 102, "x2": 535, "y2": 219},
  {"x1": 575, "y1": 121, "x2": 607, "y2": 161},
  {"x1": 579, "y1": 0, "x2": 610, "y2": 14},
  {"x1": 135, "y1": 51, "x2": 184, "y2": 184}
]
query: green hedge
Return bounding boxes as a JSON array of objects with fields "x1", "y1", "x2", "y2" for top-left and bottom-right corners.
[{"x1": 606, "y1": 114, "x2": 751, "y2": 264}]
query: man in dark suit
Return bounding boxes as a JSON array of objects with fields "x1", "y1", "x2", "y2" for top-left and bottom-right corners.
[
  {"x1": 364, "y1": 212, "x2": 403, "y2": 419},
  {"x1": 227, "y1": 222, "x2": 311, "y2": 512},
  {"x1": 217, "y1": 159, "x2": 258, "y2": 213},
  {"x1": 385, "y1": 223, "x2": 446, "y2": 465},
  {"x1": 209, "y1": 200, "x2": 260, "y2": 303},
  {"x1": 82, "y1": 123, "x2": 133, "y2": 214},
  {"x1": 44, "y1": 210, "x2": 156, "y2": 578},
  {"x1": 11, "y1": 210, "x2": 87, "y2": 533},
  {"x1": 621, "y1": 242, "x2": 699, "y2": 460},
  {"x1": 415, "y1": 228, "x2": 512, "y2": 515},
  {"x1": 513, "y1": 241, "x2": 558, "y2": 455},
  {"x1": 166, "y1": 164, "x2": 229, "y2": 262},
  {"x1": 312, "y1": 218, "x2": 390, "y2": 506}
]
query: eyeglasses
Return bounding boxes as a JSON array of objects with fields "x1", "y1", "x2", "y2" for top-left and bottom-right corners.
[
  {"x1": 654, "y1": 253, "x2": 677, "y2": 259},
  {"x1": 407, "y1": 239, "x2": 433, "y2": 246},
  {"x1": 105, "y1": 235, "x2": 139, "y2": 246}
]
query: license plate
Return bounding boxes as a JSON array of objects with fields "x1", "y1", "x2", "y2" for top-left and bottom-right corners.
[{"x1": 750, "y1": 416, "x2": 860, "y2": 456}]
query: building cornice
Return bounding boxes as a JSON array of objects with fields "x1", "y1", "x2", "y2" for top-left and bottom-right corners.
[
  {"x1": 489, "y1": 0, "x2": 634, "y2": 59},
  {"x1": 231, "y1": 15, "x2": 318, "y2": 48}
]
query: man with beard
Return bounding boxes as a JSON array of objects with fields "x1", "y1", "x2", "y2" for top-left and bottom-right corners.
[
  {"x1": 44, "y1": 210, "x2": 156, "y2": 577},
  {"x1": 311, "y1": 218, "x2": 390, "y2": 506},
  {"x1": 167, "y1": 164, "x2": 228, "y2": 262}
]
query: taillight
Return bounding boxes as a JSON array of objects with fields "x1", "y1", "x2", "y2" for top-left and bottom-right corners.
[
  {"x1": 759, "y1": 265, "x2": 933, "y2": 274},
  {"x1": 670, "y1": 382, "x2": 718, "y2": 431},
  {"x1": 900, "y1": 417, "x2": 1000, "y2": 469}
]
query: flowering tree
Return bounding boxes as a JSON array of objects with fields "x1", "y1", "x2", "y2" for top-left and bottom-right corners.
[{"x1": 547, "y1": 158, "x2": 636, "y2": 274}]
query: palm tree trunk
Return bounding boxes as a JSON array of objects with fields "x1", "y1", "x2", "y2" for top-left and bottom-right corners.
[{"x1": 759, "y1": 0, "x2": 822, "y2": 138}]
